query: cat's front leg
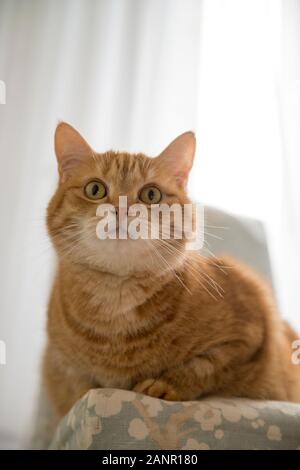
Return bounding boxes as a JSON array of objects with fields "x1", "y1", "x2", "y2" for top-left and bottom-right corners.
[
  {"x1": 134, "y1": 330, "x2": 268, "y2": 401},
  {"x1": 134, "y1": 378, "x2": 182, "y2": 400},
  {"x1": 43, "y1": 345, "x2": 97, "y2": 417},
  {"x1": 133, "y1": 356, "x2": 219, "y2": 401}
]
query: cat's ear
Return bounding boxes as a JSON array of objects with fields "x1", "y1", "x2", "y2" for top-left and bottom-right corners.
[
  {"x1": 156, "y1": 131, "x2": 196, "y2": 187},
  {"x1": 54, "y1": 122, "x2": 93, "y2": 181}
]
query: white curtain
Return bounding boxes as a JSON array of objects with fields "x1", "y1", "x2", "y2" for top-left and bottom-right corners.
[
  {"x1": 0, "y1": 0, "x2": 299, "y2": 447},
  {"x1": 192, "y1": 0, "x2": 300, "y2": 337}
]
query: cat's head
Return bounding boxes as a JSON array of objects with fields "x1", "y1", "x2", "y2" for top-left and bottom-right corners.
[{"x1": 47, "y1": 122, "x2": 196, "y2": 276}]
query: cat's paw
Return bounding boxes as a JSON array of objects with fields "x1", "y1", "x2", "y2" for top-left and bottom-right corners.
[{"x1": 133, "y1": 378, "x2": 181, "y2": 401}]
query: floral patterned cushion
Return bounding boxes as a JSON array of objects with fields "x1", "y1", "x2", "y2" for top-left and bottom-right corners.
[{"x1": 48, "y1": 389, "x2": 300, "y2": 450}]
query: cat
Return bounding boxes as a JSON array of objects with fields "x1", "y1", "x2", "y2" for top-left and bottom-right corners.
[{"x1": 43, "y1": 122, "x2": 300, "y2": 417}]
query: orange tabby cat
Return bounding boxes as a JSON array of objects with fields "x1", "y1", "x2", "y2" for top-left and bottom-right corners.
[{"x1": 44, "y1": 122, "x2": 300, "y2": 417}]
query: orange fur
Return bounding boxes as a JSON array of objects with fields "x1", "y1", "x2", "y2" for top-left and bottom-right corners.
[{"x1": 43, "y1": 123, "x2": 300, "y2": 417}]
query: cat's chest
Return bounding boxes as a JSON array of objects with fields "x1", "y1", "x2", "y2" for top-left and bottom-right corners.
[
  {"x1": 72, "y1": 326, "x2": 169, "y2": 388},
  {"x1": 56, "y1": 278, "x2": 185, "y2": 387},
  {"x1": 93, "y1": 335, "x2": 167, "y2": 388},
  {"x1": 66, "y1": 307, "x2": 180, "y2": 388},
  {"x1": 86, "y1": 280, "x2": 153, "y2": 317}
]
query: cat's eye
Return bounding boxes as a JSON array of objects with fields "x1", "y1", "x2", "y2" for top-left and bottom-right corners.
[
  {"x1": 84, "y1": 180, "x2": 107, "y2": 200},
  {"x1": 139, "y1": 185, "x2": 162, "y2": 204}
]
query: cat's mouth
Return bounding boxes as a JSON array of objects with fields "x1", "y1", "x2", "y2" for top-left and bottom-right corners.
[
  {"x1": 104, "y1": 226, "x2": 134, "y2": 240},
  {"x1": 95, "y1": 214, "x2": 150, "y2": 241}
]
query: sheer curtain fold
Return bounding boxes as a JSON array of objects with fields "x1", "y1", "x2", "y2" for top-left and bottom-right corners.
[
  {"x1": 0, "y1": 0, "x2": 201, "y2": 445},
  {"x1": 279, "y1": 0, "x2": 300, "y2": 328}
]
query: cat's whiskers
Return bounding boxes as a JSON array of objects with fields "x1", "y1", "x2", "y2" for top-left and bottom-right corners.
[
  {"x1": 204, "y1": 224, "x2": 229, "y2": 230},
  {"x1": 151, "y1": 224, "x2": 225, "y2": 299},
  {"x1": 203, "y1": 230, "x2": 224, "y2": 241},
  {"x1": 159, "y1": 245, "x2": 219, "y2": 301},
  {"x1": 148, "y1": 233, "x2": 217, "y2": 299},
  {"x1": 29, "y1": 221, "x2": 83, "y2": 261},
  {"x1": 146, "y1": 239, "x2": 192, "y2": 295},
  {"x1": 145, "y1": 217, "x2": 227, "y2": 291},
  {"x1": 155, "y1": 238, "x2": 221, "y2": 300}
]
